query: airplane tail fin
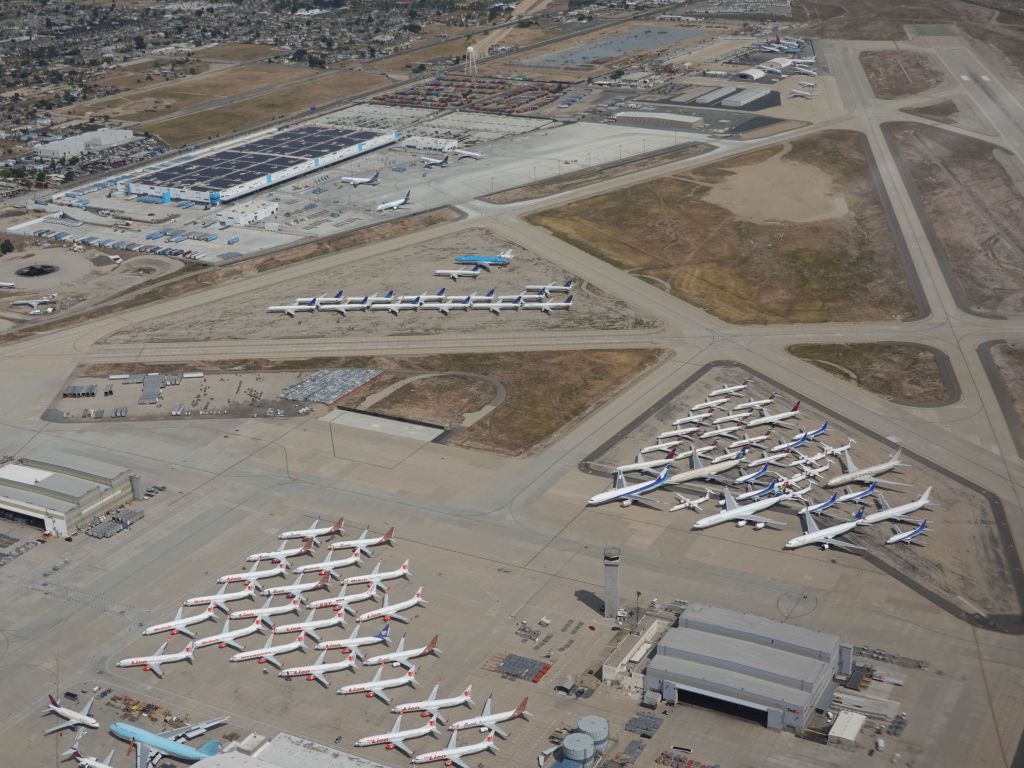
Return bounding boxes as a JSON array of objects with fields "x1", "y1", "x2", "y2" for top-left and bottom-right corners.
[
  {"x1": 514, "y1": 697, "x2": 529, "y2": 718},
  {"x1": 48, "y1": 694, "x2": 59, "y2": 707},
  {"x1": 382, "y1": 526, "x2": 395, "y2": 544},
  {"x1": 426, "y1": 635, "x2": 440, "y2": 654}
]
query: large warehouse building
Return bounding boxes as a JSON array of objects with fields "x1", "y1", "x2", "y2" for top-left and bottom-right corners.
[
  {"x1": 0, "y1": 452, "x2": 138, "y2": 537},
  {"x1": 121, "y1": 124, "x2": 398, "y2": 205},
  {"x1": 645, "y1": 604, "x2": 851, "y2": 733}
]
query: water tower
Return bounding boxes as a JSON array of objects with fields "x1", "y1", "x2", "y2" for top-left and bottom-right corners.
[{"x1": 465, "y1": 45, "x2": 478, "y2": 76}]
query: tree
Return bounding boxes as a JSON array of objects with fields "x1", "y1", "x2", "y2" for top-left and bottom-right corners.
[
  {"x1": 134, "y1": 35, "x2": 145, "y2": 50},
  {"x1": 0, "y1": 239, "x2": 14, "y2": 255}
]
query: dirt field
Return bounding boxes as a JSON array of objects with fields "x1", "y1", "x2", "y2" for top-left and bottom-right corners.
[
  {"x1": 195, "y1": 43, "x2": 285, "y2": 62},
  {"x1": 529, "y1": 130, "x2": 918, "y2": 324},
  {"x1": 67, "y1": 63, "x2": 314, "y2": 121},
  {"x1": 989, "y1": 342, "x2": 1024, "y2": 436},
  {"x1": 901, "y1": 98, "x2": 959, "y2": 124},
  {"x1": 888, "y1": 122, "x2": 1024, "y2": 316},
  {"x1": 95, "y1": 59, "x2": 211, "y2": 92},
  {"x1": 859, "y1": 50, "x2": 947, "y2": 99},
  {"x1": 146, "y1": 70, "x2": 390, "y2": 146},
  {"x1": 586, "y1": 363, "x2": 1022, "y2": 623},
  {"x1": 101, "y1": 228, "x2": 654, "y2": 344},
  {"x1": 788, "y1": 343, "x2": 953, "y2": 406},
  {"x1": 369, "y1": 374, "x2": 498, "y2": 428}
]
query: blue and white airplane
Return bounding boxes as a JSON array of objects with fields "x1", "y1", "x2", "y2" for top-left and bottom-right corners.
[
  {"x1": 110, "y1": 716, "x2": 227, "y2": 766},
  {"x1": 887, "y1": 520, "x2": 928, "y2": 546},
  {"x1": 587, "y1": 465, "x2": 672, "y2": 507},
  {"x1": 803, "y1": 491, "x2": 839, "y2": 515},
  {"x1": 454, "y1": 249, "x2": 513, "y2": 270},
  {"x1": 785, "y1": 508, "x2": 866, "y2": 552},
  {"x1": 836, "y1": 481, "x2": 877, "y2": 504},
  {"x1": 421, "y1": 154, "x2": 449, "y2": 168}
]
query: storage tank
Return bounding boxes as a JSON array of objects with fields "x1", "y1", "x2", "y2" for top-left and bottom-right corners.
[
  {"x1": 577, "y1": 715, "x2": 609, "y2": 754},
  {"x1": 562, "y1": 732, "x2": 595, "y2": 768}
]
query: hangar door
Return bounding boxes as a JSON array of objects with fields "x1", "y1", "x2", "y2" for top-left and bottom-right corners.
[
  {"x1": 669, "y1": 683, "x2": 771, "y2": 728},
  {"x1": 0, "y1": 504, "x2": 47, "y2": 531}
]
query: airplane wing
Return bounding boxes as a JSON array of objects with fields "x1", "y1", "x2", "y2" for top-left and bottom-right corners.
[
  {"x1": 446, "y1": 757, "x2": 471, "y2": 768},
  {"x1": 81, "y1": 698, "x2": 95, "y2": 718},
  {"x1": 737, "y1": 514, "x2": 786, "y2": 529},
  {"x1": 490, "y1": 724, "x2": 510, "y2": 739},
  {"x1": 383, "y1": 612, "x2": 410, "y2": 624},
  {"x1": 43, "y1": 720, "x2": 75, "y2": 735},
  {"x1": 722, "y1": 489, "x2": 737, "y2": 511},
  {"x1": 311, "y1": 672, "x2": 329, "y2": 688},
  {"x1": 135, "y1": 741, "x2": 158, "y2": 768},
  {"x1": 160, "y1": 716, "x2": 230, "y2": 741},
  {"x1": 799, "y1": 512, "x2": 820, "y2": 534},
  {"x1": 822, "y1": 535, "x2": 865, "y2": 552},
  {"x1": 388, "y1": 738, "x2": 413, "y2": 757},
  {"x1": 149, "y1": 662, "x2": 164, "y2": 679},
  {"x1": 223, "y1": 638, "x2": 244, "y2": 652},
  {"x1": 371, "y1": 689, "x2": 393, "y2": 705},
  {"x1": 840, "y1": 451, "x2": 858, "y2": 474},
  {"x1": 875, "y1": 494, "x2": 891, "y2": 511},
  {"x1": 104, "y1": 749, "x2": 116, "y2": 766},
  {"x1": 261, "y1": 653, "x2": 284, "y2": 669},
  {"x1": 425, "y1": 707, "x2": 448, "y2": 725}
]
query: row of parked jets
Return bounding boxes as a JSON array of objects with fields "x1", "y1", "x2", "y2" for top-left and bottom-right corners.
[
  {"x1": 58, "y1": 517, "x2": 523, "y2": 765},
  {"x1": 339, "y1": 148, "x2": 484, "y2": 212},
  {"x1": 587, "y1": 379, "x2": 932, "y2": 551}
]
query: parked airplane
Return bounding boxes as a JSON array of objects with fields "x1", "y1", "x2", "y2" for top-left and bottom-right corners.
[
  {"x1": 274, "y1": 607, "x2": 347, "y2": 643},
  {"x1": 247, "y1": 538, "x2": 315, "y2": 564},
  {"x1": 44, "y1": 694, "x2": 98, "y2": 734},
  {"x1": 295, "y1": 549, "x2": 361, "y2": 578},
  {"x1": 450, "y1": 695, "x2": 530, "y2": 739},
  {"x1": 358, "y1": 586, "x2": 427, "y2": 624},
  {"x1": 670, "y1": 489, "x2": 712, "y2": 512},
  {"x1": 279, "y1": 515, "x2": 345, "y2": 542},
  {"x1": 10, "y1": 293, "x2": 56, "y2": 310},
  {"x1": 697, "y1": 424, "x2": 741, "y2": 440},
  {"x1": 267, "y1": 302, "x2": 316, "y2": 318},
  {"x1": 521, "y1": 295, "x2": 574, "y2": 313},
  {"x1": 670, "y1": 413, "x2": 709, "y2": 426},
  {"x1": 279, "y1": 651, "x2": 357, "y2": 686},
  {"x1": 341, "y1": 171, "x2": 380, "y2": 186},
  {"x1": 365, "y1": 634, "x2": 441, "y2": 669},
  {"x1": 393, "y1": 682, "x2": 474, "y2": 724},
  {"x1": 0, "y1": 282, "x2": 16, "y2": 289},
  {"x1": 329, "y1": 526, "x2": 395, "y2": 556},
  {"x1": 836, "y1": 482, "x2": 877, "y2": 504},
  {"x1": 825, "y1": 448, "x2": 909, "y2": 488},
  {"x1": 778, "y1": 421, "x2": 828, "y2": 449},
  {"x1": 799, "y1": 80, "x2": 817, "y2": 88},
  {"x1": 469, "y1": 296, "x2": 524, "y2": 314},
  {"x1": 690, "y1": 396, "x2": 730, "y2": 412},
  {"x1": 711, "y1": 410, "x2": 754, "y2": 425},
  {"x1": 261, "y1": 573, "x2": 331, "y2": 603},
  {"x1": 454, "y1": 249, "x2": 514, "y2": 269},
  {"x1": 775, "y1": 462, "x2": 829, "y2": 490},
  {"x1": 803, "y1": 491, "x2": 839, "y2": 515},
  {"x1": 229, "y1": 596, "x2": 301, "y2": 627},
  {"x1": 193, "y1": 618, "x2": 263, "y2": 651},
  {"x1": 760, "y1": 64, "x2": 782, "y2": 74},
  {"x1": 743, "y1": 401, "x2": 801, "y2": 428},
  {"x1": 423, "y1": 297, "x2": 474, "y2": 316},
  {"x1": 354, "y1": 714, "x2": 440, "y2": 755},
  {"x1": 735, "y1": 393, "x2": 776, "y2": 411},
  {"x1": 587, "y1": 465, "x2": 672, "y2": 507},
  {"x1": 116, "y1": 641, "x2": 194, "y2": 678},
  {"x1": 229, "y1": 631, "x2": 306, "y2": 667},
  {"x1": 785, "y1": 509, "x2": 866, "y2": 551},
  {"x1": 524, "y1": 279, "x2": 573, "y2": 296},
  {"x1": 665, "y1": 447, "x2": 748, "y2": 486},
  {"x1": 143, "y1": 604, "x2": 217, "y2": 638},
  {"x1": 371, "y1": 296, "x2": 422, "y2": 316},
  {"x1": 64, "y1": 746, "x2": 115, "y2": 768},
  {"x1": 308, "y1": 582, "x2": 380, "y2": 614},
  {"x1": 887, "y1": 520, "x2": 928, "y2": 545},
  {"x1": 316, "y1": 623, "x2": 392, "y2": 659},
  {"x1": 692, "y1": 487, "x2": 799, "y2": 530},
  {"x1": 791, "y1": 89, "x2": 816, "y2": 98},
  {"x1": 454, "y1": 149, "x2": 484, "y2": 160},
  {"x1": 434, "y1": 266, "x2": 482, "y2": 281},
  {"x1": 411, "y1": 731, "x2": 497, "y2": 767},
  {"x1": 615, "y1": 449, "x2": 680, "y2": 476},
  {"x1": 733, "y1": 478, "x2": 780, "y2": 503},
  {"x1": 218, "y1": 561, "x2": 287, "y2": 589},
  {"x1": 182, "y1": 582, "x2": 255, "y2": 613},
  {"x1": 727, "y1": 432, "x2": 773, "y2": 450},
  {"x1": 656, "y1": 424, "x2": 702, "y2": 441},
  {"x1": 862, "y1": 487, "x2": 931, "y2": 526},
  {"x1": 794, "y1": 66, "x2": 817, "y2": 76},
  {"x1": 376, "y1": 191, "x2": 411, "y2": 212},
  {"x1": 109, "y1": 716, "x2": 228, "y2": 765},
  {"x1": 337, "y1": 665, "x2": 417, "y2": 703},
  {"x1": 342, "y1": 558, "x2": 411, "y2": 589},
  {"x1": 323, "y1": 297, "x2": 371, "y2": 316},
  {"x1": 421, "y1": 154, "x2": 449, "y2": 168}
]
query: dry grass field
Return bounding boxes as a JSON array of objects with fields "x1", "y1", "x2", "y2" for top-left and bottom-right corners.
[
  {"x1": 194, "y1": 43, "x2": 285, "y2": 62},
  {"x1": 859, "y1": 50, "x2": 947, "y2": 99}
]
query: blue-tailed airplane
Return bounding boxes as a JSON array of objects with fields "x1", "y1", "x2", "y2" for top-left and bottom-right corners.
[
  {"x1": 109, "y1": 716, "x2": 228, "y2": 766},
  {"x1": 587, "y1": 465, "x2": 672, "y2": 507},
  {"x1": 886, "y1": 519, "x2": 928, "y2": 546},
  {"x1": 454, "y1": 249, "x2": 513, "y2": 270}
]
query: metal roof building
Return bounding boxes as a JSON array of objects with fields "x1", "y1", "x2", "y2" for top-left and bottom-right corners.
[{"x1": 644, "y1": 604, "x2": 843, "y2": 733}]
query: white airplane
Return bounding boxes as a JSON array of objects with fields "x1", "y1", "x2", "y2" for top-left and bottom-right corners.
[
  {"x1": 267, "y1": 302, "x2": 316, "y2": 318},
  {"x1": 217, "y1": 561, "x2": 288, "y2": 589},
  {"x1": 791, "y1": 89, "x2": 816, "y2": 98},
  {"x1": 793, "y1": 65, "x2": 817, "y2": 75},
  {"x1": 785, "y1": 509, "x2": 866, "y2": 551},
  {"x1": 229, "y1": 631, "x2": 306, "y2": 668},
  {"x1": 450, "y1": 695, "x2": 530, "y2": 739},
  {"x1": 279, "y1": 515, "x2": 345, "y2": 542},
  {"x1": 342, "y1": 558, "x2": 411, "y2": 589},
  {"x1": 454, "y1": 149, "x2": 484, "y2": 160},
  {"x1": 760, "y1": 64, "x2": 783, "y2": 74},
  {"x1": 587, "y1": 465, "x2": 672, "y2": 507},
  {"x1": 521, "y1": 295, "x2": 574, "y2": 313},
  {"x1": 670, "y1": 413, "x2": 709, "y2": 426},
  {"x1": 433, "y1": 266, "x2": 482, "y2": 281},
  {"x1": 43, "y1": 694, "x2": 98, "y2": 734},
  {"x1": 247, "y1": 538, "x2": 315, "y2": 563},
  {"x1": 697, "y1": 424, "x2": 741, "y2": 440},
  {"x1": 279, "y1": 651, "x2": 357, "y2": 686},
  {"x1": 330, "y1": 526, "x2": 395, "y2": 556},
  {"x1": 411, "y1": 731, "x2": 497, "y2": 767},
  {"x1": 711, "y1": 410, "x2": 754, "y2": 425},
  {"x1": 836, "y1": 482, "x2": 877, "y2": 504},
  {"x1": 308, "y1": 582, "x2": 380, "y2": 614},
  {"x1": 656, "y1": 424, "x2": 702, "y2": 441},
  {"x1": 790, "y1": 55, "x2": 816, "y2": 64},
  {"x1": 393, "y1": 682, "x2": 474, "y2": 724},
  {"x1": 358, "y1": 586, "x2": 427, "y2": 624},
  {"x1": 423, "y1": 297, "x2": 474, "y2": 316},
  {"x1": 365, "y1": 634, "x2": 441, "y2": 669},
  {"x1": 524, "y1": 279, "x2": 573, "y2": 296},
  {"x1": 116, "y1": 641, "x2": 194, "y2": 678},
  {"x1": 727, "y1": 432, "x2": 773, "y2": 450},
  {"x1": 193, "y1": 617, "x2": 263, "y2": 651},
  {"x1": 182, "y1": 582, "x2": 255, "y2": 613},
  {"x1": 261, "y1": 573, "x2": 331, "y2": 603},
  {"x1": 799, "y1": 80, "x2": 817, "y2": 88},
  {"x1": 64, "y1": 747, "x2": 116, "y2": 768},
  {"x1": 708, "y1": 379, "x2": 751, "y2": 397},
  {"x1": 421, "y1": 154, "x2": 449, "y2": 168},
  {"x1": 0, "y1": 282, "x2": 16, "y2": 289},
  {"x1": 337, "y1": 665, "x2": 417, "y2": 703},
  {"x1": 692, "y1": 487, "x2": 799, "y2": 530},
  {"x1": 323, "y1": 297, "x2": 370, "y2": 316},
  {"x1": 825, "y1": 448, "x2": 909, "y2": 488},
  {"x1": 615, "y1": 449, "x2": 680, "y2": 475},
  {"x1": 354, "y1": 714, "x2": 440, "y2": 756},
  {"x1": 743, "y1": 401, "x2": 801, "y2": 428},
  {"x1": 733, "y1": 478, "x2": 782, "y2": 503},
  {"x1": 760, "y1": 44, "x2": 781, "y2": 52},
  {"x1": 670, "y1": 489, "x2": 711, "y2": 512},
  {"x1": 887, "y1": 519, "x2": 928, "y2": 545},
  {"x1": 274, "y1": 607, "x2": 347, "y2": 643},
  {"x1": 691, "y1": 396, "x2": 730, "y2": 412},
  {"x1": 143, "y1": 604, "x2": 217, "y2": 638},
  {"x1": 735, "y1": 393, "x2": 776, "y2": 411},
  {"x1": 341, "y1": 171, "x2": 380, "y2": 186},
  {"x1": 317, "y1": 623, "x2": 392, "y2": 659},
  {"x1": 11, "y1": 294, "x2": 56, "y2": 310},
  {"x1": 777, "y1": 420, "x2": 828, "y2": 449},
  {"x1": 295, "y1": 549, "x2": 362, "y2": 578},
  {"x1": 665, "y1": 447, "x2": 747, "y2": 486},
  {"x1": 468, "y1": 296, "x2": 524, "y2": 315},
  {"x1": 372, "y1": 296, "x2": 423, "y2": 316},
  {"x1": 862, "y1": 487, "x2": 931, "y2": 526},
  {"x1": 400, "y1": 288, "x2": 448, "y2": 304},
  {"x1": 775, "y1": 462, "x2": 830, "y2": 490},
  {"x1": 376, "y1": 190, "x2": 410, "y2": 212},
  {"x1": 803, "y1": 491, "x2": 839, "y2": 515},
  {"x1": 229, "y1": 596, "x2": 302, "y2": 628}
]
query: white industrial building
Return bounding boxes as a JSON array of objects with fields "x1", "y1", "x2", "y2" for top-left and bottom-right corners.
[
  {"x1": 216, "y1": 200, "x2": 279, "y2": 227},
  {"x1": 614, "y1": 111, "x2": 704, "y2": 130},
  {"x1": 735, "y1": 67, "x2": 767, "y2": 81},
  {"x1": 34, "y1": 128, "x2": 136, "y2": 160},
  {"x1": 722, "y1": 87, "x2": 772, "y2": 107}
]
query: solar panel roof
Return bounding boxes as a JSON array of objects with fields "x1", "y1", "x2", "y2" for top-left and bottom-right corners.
[{"x1": 131, "y1": 126, "x2": 381, "y2": 193}]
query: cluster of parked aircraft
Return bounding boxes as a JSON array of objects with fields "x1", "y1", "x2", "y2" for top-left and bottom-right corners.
[
  {"x1": 336, "y1": 147, "x2": 483, "y2": 212},
  {"x1": 587, "y1": 379, "x2": 934, "y2": 552},
  {"x1": 103, "y1": 516, "x2": 524, "y2": 765}
]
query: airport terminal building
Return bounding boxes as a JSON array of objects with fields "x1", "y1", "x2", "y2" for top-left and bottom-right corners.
[
  {"x1": 645, "y1": 604, "x2": 850, "y2": 732},
  {"x1": 0, "y1": 452, "x2": 137, "y2": 537}
]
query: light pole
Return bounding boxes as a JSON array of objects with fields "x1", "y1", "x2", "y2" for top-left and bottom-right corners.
[{"x1": 635, "y1": 590, "x2": 642, "y2": 634}]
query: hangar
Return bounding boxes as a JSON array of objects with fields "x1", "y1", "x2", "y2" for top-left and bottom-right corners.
[
  {"x1": 0, "y1": 452, "x2": 138, "y2": 537},
  {"x1": 122, "y1": 124, "x2": 398, "y2": 205},
  {"x1": 644, "y1": 604, "x2": 851, "y2": 733}
]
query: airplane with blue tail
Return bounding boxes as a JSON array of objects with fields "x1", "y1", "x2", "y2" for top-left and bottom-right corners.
[
  {"x1": 887, "y1": 519, "x2": 928, "y2": 546},
  {"x1": 109, "y1": 716, "x2": 228, "y2": 766}
]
